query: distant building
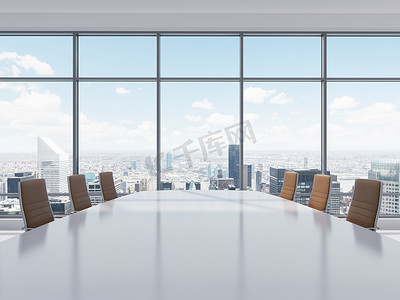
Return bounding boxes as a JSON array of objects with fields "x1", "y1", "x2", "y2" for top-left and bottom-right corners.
[
  {"x1": 327, "y1": 174, "x2": 341, "y2": 215},
  {"x1": 228, "y1": 145, "x2": 240, "y2": 188},
  {"x1": 131, "y1": 161, "x2": 137, "y2": 170},
  {"x1": 7, "y1": 172, "x2": 35, "y2": 194},
  {"x1": 256, "y1": 171, "x2": 262, "y2": 192},
  {"x1": 368, "y1": 162, "x2": 400, "y2": 215},
  {"x1": 186, "y1": 181, "x2": 201, "y2": 190},
  {"x1": 0, "y1": 180, "x2": 7, "y2": 201},
  {"x1": 207, "y1": 164, "x2": 212, "y2": 181},
  {"x1": 166, "y1": 152, "x2": 172, "y2": 170},
  {"x1": 247, "y1": 164, "x2": 252, "y2": 188},
  {"x1": 269, "y1": 167, "x2": 286, "y2": 195},
  {"x1": 209, "y1": 177, "x2": 217, "y2": 190},
  {"x1": 161, "y1": 181, "x2": 174, "y2": 190},
  {"x1": 37, "y1": 137, "x2": 70, "y2": 213},
  {"x1": 82, "y1": 172, "x2": 95, "y2": 188},
  {"x1": 88, "y1": 176, "x2": 122, "y2": 204},
  {"x1": 217, "y1": 169, "x2": 223, "y2": 178},
  {"x1": 295, "y1": 169, "x2": 322, "y2": 205},
  {"x1": 218, "y1": 178, "x2": 235, "y2": 190}
]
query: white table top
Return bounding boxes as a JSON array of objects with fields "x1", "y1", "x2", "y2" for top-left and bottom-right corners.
[{"x1": 1, "y1": 190, "x2": 399, "y2": 300}]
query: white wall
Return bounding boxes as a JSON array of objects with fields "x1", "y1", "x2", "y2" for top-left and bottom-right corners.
[{"x1": 0, "y1": 0, "x2": 400, "y2": 32}]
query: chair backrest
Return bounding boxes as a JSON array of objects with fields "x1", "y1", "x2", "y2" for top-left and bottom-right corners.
[
  {"x1": 280, "y1": 171, "x2": 298, "y2": 200},
  {"x1": 68, "y1": 175, "x2": 92, "y2": 211},
  {"x1": 19, "y1": 179, "x2": 54, "y2": 229},
  {"x1": 308, "y1": 174, "x2": 331, "y2": 211},
  {"x1": 99, "y1": 172, "x2": 118, "y2": 201},
  {"x1": 347, "y1": 179, "x2": 382, "y2": 229}
]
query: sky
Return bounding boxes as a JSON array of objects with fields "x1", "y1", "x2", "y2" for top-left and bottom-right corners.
[{"x1": 1, "y1": 35, "x2": 400, "y2": 162}]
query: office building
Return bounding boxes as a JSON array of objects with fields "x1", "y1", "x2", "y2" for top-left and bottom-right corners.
[
  {"x1": 218, "y1": 178, "x2": 235, "y2": 190},
  {"x1": 209, "y1": 177, "x2": 218, "y2": 190},
  {"x1": 186, "y1": 181, "x2": 201, "y2": 190},
  {"x1": 217, "y1": 169, "x2": 223, "y2": 178},
  {"x1": 269, "y1": 167, "x2": 286, "y2": 195},
  {"x1": 88, "y1": 176, "x2": 122, "y2": 204},
  {"x1": 7, "y1": 172, "x2": 35, "y2": 194},
  {"x1": 131, "y1": 161, "x2": 137, "y2": 170},
  {"x1": 256, "y1": 171, "x2": 262, "y2": 192},
  {"x1": 166, "y1": 152, "x2": 172, "y2": 170},
  {"x1": 228, "y1": 145, "x2": 240, "y2": 188},
  {"x1": 161, "y1": 181, "x2": 174, "y2": 190},
  {"x1": 326, "y1": 175, "x2": 341, "y2": 215},
  {"x1": 368, "y1": 162, "x2": 400, "y2": 215},
  {"x1": 82, "y1": 172, "x2": 96, "y2": 188},
  {"x1": 37, "y1": 137, "x2": 70, "y2": 209}
]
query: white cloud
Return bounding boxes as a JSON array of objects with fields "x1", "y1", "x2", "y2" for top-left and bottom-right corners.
[
  {"x1": 244, "y1": 113, "x2": 260, "y2": 123},
  {"x1": 345, "y1": 102, "x2": 400, "y2": 125},
  {"x1": 172, "y1": 130, "x2": 182, "y2": 137},
  {"x1": 0, "y1": 51, "x2": 55, "y2": 76},
  {"x1": 115, "y1": 87, "x2": 132, "y2": 95},
  {"x1": 192, "y1": 98, "x2": 215, "y2": 110},
  {"x1": 269, "y1": 92, "x2": 293, "y2": 105},
  {"x1": 185, "y1": 115, "x2": 201, "y2": 122},
  {"x1": 330, "y1": 96, "x2": 359, "y2": 113},
  {"x1": 118, "y1": 120, "x2": 132, "y2": 125},
  {"x1": 206, "y1": 113, "x2": 235, "y2": 127},
  {"x1": 0, "y1": 82, "x2": 156, "y2": 153},
  {"x1": 244, "y1": 87, "x2": 276, "y2": 104},
  {"x1": 291, "y1": 110, "x2": 301, "y2": 116},
  {"x1": 271, "y1": 112, "x2": 279, "y2": 122}
]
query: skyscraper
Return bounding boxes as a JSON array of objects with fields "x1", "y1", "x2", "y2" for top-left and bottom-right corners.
[
  {"x1": 37, "y1": 137, "x2": 69, "y2": 200},
  {"x1": 247, "y1": 164, "x2": 252, "y2": 188},
  {"x1": 7, "y1": 172, "x2": 35, "y2": 194},
  {"x1": 256, "y1": 171, "x2": 262, "y2": 192},
  {"x1": 166, "y1": 152, "x2": 172, "y2": 170},
  {"x1": 368, "y1": 162, "x2": 400, "y2": 215},
  {"x1": 326, "y1": 174, "x2": 341, "y2": 215},
  {"x1": 228, "y1": 144, "x2": 240, "y2": 189},
  {"x1": 269, "y1": 167, "x2": 286, "y2": 195}
]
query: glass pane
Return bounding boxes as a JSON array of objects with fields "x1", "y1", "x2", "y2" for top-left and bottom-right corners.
[
  {"x1": 161, "y1": 37, "x2": 239, "y2": 77},
  {"x1": 0, "y1": 82, "x2": 72, "y2": 215},
  {"x1": 244, "y1": 37, "x2": 321, "y2": 77},
  {"x1": 161, "y1": 82, "x2": 239, "y2": 190},
  {"x1": 328, "y1": 83, "x2": 400, "y2": 215},
  {"x1": 328, "y1": 37, "x2": 400, "y2": 77},
  {"x1": 0, "y1": 36, "x2": 72, "y2": 77},
  {"x1": 79, "y1": 82, "x2": 157, "y2": 202},
  {"x1": 79, "y1": 36, "x2": 156, "y2": 77},
  {"x1": 244, "y1": 82, "x2": 321, "y2": 204}
]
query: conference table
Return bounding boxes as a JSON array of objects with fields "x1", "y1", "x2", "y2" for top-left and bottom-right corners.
[{"x1": 0, "y1": 190, "x2": 399, "y2": 299}]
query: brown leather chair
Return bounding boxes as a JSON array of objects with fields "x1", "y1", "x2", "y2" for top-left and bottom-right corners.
[
  {"x1": 280, "y1": 171, "x2": 298, "y2": 200},
  {"x1": 308, "y1": 174, "x2": 331, "y2": 211},
  {"x1": 99, "y1": 172, "x2": 118, "y2": 201},
  {"x1": 347, "y1": 179, "x2": 382, "y2": 230},
  {"x1": 19, "y1": 179, "x2": 54, "y2": 230},
  {"x1": 68, "y1": 175, "x2": 92, "y2": 211}
]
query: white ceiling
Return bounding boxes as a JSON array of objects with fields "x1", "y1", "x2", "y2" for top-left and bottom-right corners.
[
  {"x1": 0, "y1": 0, "x2": 400, "y2": 31},
  {"x1": 2, "y1": 0, "x2": 400, "y2": 13}
]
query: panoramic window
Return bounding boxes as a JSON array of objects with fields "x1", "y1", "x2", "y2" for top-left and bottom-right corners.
[
  {"x1": 79, "y1": 82, "x2": 157, "y2": 201},
  {"x1": 0, "y1": 82, "x2": 72, "y2": 215},
  {"x1": 328, "y1": 82, "x2": 400, "y2": 215},
  {"x1": 161, "y1": 36, "x2": 240, "y2": 77},
  {"x1": 79, "y1": 36, "x2": 156, "y2": 77},
  {"x1": 244, "y1": 36, "x2": 321, "y2": 77},
  {"x1": 161, "y1": 82, "x2": 239, "y2": 190}
]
